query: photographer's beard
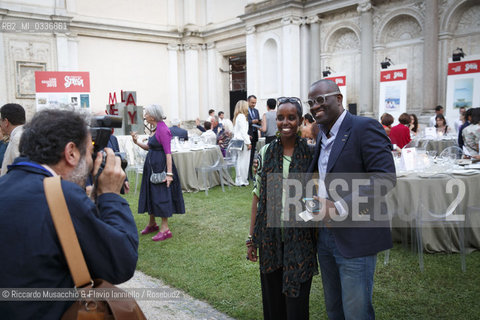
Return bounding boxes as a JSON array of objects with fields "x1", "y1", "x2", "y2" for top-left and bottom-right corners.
[{"x1": 66, "y1": 155, "x2": 91, "y2": 188}]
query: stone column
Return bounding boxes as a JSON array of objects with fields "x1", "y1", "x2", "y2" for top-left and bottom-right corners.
[
  {"x1": 357, "y1": 0, "x2": 374, "y2": 117},
  {"x1": 300, "y1": 17, "x2": 309, "y2": 101},
  {"x1": 423, "y1": 0, "x2": 439, "y2": 113},
  {"x1": 207, "y1": 43, "x2": 217, "y2": 110},
  {"x1": 168, "y1": 44, "x2": 180, "y2": 120},
  {"x1": 184, "y1": 44, "x2": 200, "y2": 119},
  {"x1": 308, "y1": 16, "x2": 321, "y2": 84},
  {"x1": 438, "y1": 31, "x2": 452, "y2": 110},
  {"x1": 281, "y1": 16, "x2": 302, "y2": 97},
  {"x1": 167, "y1": 0, "x2": 176, "y2": 26},
  {"x1": 183, "y1": 0, "x2": 196, "y2": 25},
  {"x1": 200, "y1": 43, "x2": 209, "y2": 118},
  {"x1": 246, "y1": 26, "x2": 257, "y2": 97},
  {"x1": 67, "y1": 36, "x2": 79, "y2": 71},
  {"x1": 55, "y1": 34, "x2": 70, "y2": 71}
]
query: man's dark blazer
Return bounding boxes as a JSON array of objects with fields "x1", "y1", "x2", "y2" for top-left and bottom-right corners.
[
  {"x1": 308, "y1": 111, "x2": 396, "y2": 258},
  {"x1": 169, "y1": 126, "x2": 189, "y2": 141},
  {"x1": 247, "y1": 107, "x2": 260, "y2": 142}
]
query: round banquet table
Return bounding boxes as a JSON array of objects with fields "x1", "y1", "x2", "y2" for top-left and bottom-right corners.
[
  {"x1": 172, "y1": 145, "x2": 234, "y2": 192},
  {"x1": 386, "y1": 171, "x2": 480, "y2": 253}
]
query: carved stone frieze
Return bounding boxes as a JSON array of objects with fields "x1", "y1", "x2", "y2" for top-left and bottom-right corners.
[
  {"x1": 455, "y1": 4, "x2": 480, "y2": 34},
  {"x1": 281, "y1": 16, "x2": 302, "y2": 26},
  {"x1": 372, "y1": 0, "x2": 425, "y2": 31},
  {"x1": 8, "y1": 38, "x2": 51, "y2": 63},
  {"x1": 382, "y1": 15, "x2": 422, "y2": 42},
  {"x1": 328, "y1": 29, "x2": 360, "y2": 52}
]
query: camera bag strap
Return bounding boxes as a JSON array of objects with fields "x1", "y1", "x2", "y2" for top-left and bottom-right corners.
[
  {"x1": 44, "y1": 176, "x2": 147, "y2": 320},
  {"x1": 44, "y1": 176, "x2": 92, "y2": 288}
]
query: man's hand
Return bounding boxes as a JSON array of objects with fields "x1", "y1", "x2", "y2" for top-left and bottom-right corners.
[
  {"x1": 312, "y1": 196, "x2": 338, "y2": 226},
  {"x1": 195, "y1": 118, "x2": 201, "y2": 126},
  {"x1": 93, "y1": 148, "x2": 126, "y2": 196}
]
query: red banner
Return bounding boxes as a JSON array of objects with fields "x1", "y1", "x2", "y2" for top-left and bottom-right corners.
[
  {"x1": 447, "y1": 60, "x2": 480, "y2": 75},
  {"x1": 380, "y1": 69, "x2": 407, "y2": 82},
  {"x1": 325, "y1": 75, "x2": 346, "y2": 86},
  {"x1": 35, "y1": 71, "x2": 90, "y2": 92}
]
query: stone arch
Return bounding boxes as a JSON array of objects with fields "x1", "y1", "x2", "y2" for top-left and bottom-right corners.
[
  {"x1": 441, "y1": 0, "x2": 480, "y2": 35},
  {"x1": 324, "y1": 24, "x2": 360, "y2": 53},
  {"x1": 379, "y1": 14, "x2": 422, "y2": 44},
  {"x1": 376, "y1": 9, "x2": 423, "y2": 44},
  {"x1": 260, "y1": 37, "x2": 280, "y2": 95}
]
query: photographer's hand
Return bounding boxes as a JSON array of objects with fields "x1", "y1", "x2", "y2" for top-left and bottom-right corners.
[{"x1": 93, "y1": 148, "x2": 126, "y2": 196}]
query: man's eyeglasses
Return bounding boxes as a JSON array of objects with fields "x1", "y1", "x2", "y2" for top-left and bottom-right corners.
[
  {"x1": 278, "y1": 97, "x2": 302, "y2": 106},
  {"x1": 307, "y1": 91, "x2": 341, "y2": 107}
]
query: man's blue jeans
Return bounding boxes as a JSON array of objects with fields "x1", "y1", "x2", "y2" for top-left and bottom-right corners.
[{"x1": 317, "y1": 226, "x2": 377, "y2": 320}]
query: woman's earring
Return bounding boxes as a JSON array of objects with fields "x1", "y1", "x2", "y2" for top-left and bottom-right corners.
[{"x1": 275, "y1": 130, "x2": 281, "y2": 137}]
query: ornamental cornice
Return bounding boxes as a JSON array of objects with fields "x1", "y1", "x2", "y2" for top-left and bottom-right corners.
[
  {"x1": 306, "y1": 15, "x2": 320, "y2": 25},
  {"x1": 246, "y1": 26, "x2": 256, "y2": 34},
  {"x1": 281, "y1": 16, "x2": 302, "y2": 26}
]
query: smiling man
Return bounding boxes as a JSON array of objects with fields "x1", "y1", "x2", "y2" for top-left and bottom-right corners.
[{"x1": 307, "y1": 79, "x2": 396, "y2": 320}]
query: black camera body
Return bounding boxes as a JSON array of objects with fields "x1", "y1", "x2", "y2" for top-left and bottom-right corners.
[{"x1": 90, "y1": 116, "x2": 127, "y2": 170}]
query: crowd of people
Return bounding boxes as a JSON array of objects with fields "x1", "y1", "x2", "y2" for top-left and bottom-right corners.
[
  {"x1": 380, "y1": 105, "x2": 480, "y2": 158},
  {"x1": 1, "y1": 77, "x2": 478, "y2": 319}
]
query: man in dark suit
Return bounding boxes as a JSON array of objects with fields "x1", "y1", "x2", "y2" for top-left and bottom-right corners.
[
  {"x1": 247, "y1": 95, "x2": 260, "y2": 180},
  {"x1": 307, "y1": 79, "x2": 395, "y2": 319},
  {"x1": 169, "y1": 118, "x2": 189, "y2": 141}
]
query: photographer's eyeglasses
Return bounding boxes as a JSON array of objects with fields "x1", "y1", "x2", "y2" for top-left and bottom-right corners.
[
  {"x1": 307, "y1": 91, "x2": 341, "y2": 107},
  {"x1": 278, "y1": 97, "x2": 302, "y2": 106}
]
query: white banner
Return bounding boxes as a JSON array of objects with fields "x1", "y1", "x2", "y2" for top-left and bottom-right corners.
[
  {"x1": 445, "y1": 56, "x2": 480, "y2": 128},
  {"x1": 378, "y1": 65, "x2": 407, "y2": 125}
]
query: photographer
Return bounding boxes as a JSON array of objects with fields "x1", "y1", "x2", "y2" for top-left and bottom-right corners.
[{"x1": 0, "y1": 109, "x2": 138, "y2": 319}]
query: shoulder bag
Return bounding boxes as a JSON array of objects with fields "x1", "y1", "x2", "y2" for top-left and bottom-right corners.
[
  {"x1": 149, "y1": 158, "x2": 167, "y2": 184},
  {"x1": 44, "y1": 176, "x2": 146, "y2": 320}
]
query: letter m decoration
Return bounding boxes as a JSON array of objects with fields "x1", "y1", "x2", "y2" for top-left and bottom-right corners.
[{"x1": 108, "y1": 92, "x2": 117, "y2": 104}]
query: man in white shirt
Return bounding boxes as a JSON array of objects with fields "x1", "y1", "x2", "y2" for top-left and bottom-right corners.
[
  {"x1": 0, "y1": 103, "x2": 25, "y2": 176},
  {"x1": 200, "y1": 121, "x2": 217, "y2": 145}
]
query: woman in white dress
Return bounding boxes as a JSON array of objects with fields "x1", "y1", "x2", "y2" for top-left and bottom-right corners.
[{"x1": 232, "y1": 100, "x2": 252, "y2": 186}]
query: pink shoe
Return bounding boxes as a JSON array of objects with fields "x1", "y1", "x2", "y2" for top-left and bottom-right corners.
[
  {"x1": 141, "y1": 224, "x2": 159, "y2": 235},
  {"x1": 152, "y1": 229, "x2": 173, "y2": 241}
]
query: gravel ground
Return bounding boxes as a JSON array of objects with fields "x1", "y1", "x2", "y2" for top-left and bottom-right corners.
[{"x1": 118, "y1": 271, "x2": 235, "y2": 320}]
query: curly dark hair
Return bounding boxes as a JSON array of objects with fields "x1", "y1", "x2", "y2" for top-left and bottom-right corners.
[{"x1": 19, "y1": 109, "x2": 89, "y2": 165}]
